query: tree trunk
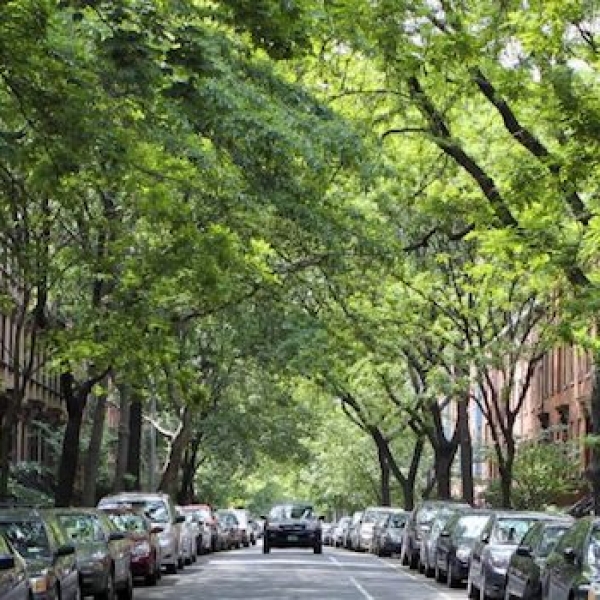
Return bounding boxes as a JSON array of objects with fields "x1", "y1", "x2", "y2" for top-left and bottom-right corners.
[
  {"x1": 158, "y1": 406, "x2": 194, "y2": 497},
  {"x1": 113, "y1": 386, "x2": 131, "y2": 493},
  {"x1": 126, "y1": 395, "x2": 142, "y2": 490},
  {"x1": 178, "y1": 436, "x2": 202, "y2": 504},
  {"x1": 56, "y1": 373, "x2": 86, "y2": 507},
  {"x1": 377, "y1": 442, "x2": 391, "y2": 506},
  {"x1": 0, "y1": 405, "x2": 17, "y2": 498},
  {"x1": 434, "y1": 443, "x2": 456, "y2": 500},
  {"x1": 82, "y1": 392, "x2": 108, "y2": 506},
  {"x1": 458, "y1": 398, "x2": 474, "y2": 504}
]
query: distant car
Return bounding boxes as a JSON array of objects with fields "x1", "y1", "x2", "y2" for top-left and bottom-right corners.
[
  {"x1": 230, "y1": 510, "x2": 252, "y2": 548},
  {"x1": 541, "y1": 515, "x2": 600, "y2": 600},
  {"x1": 98, "y1": 492, "x2": 185, "y2": 574},
  {"x1": 0, "y1": 508, "x2": 79, "y2": 600},
  {"x1": 100, "y1": 507, "x2": 163, "y2": 586},
  {"x1": 216, "y1": 511, "x2": 241, "y2": 550},
  {"x1": 434, "y1": 509, "x2": 494, "y2": 587},
  {"x1": 332, "y1": 517, "x2": 351, "y2": 548},
  {"x1": 346, "y1": 511, "x2": 363, "y2": 551},
  {"x1": 321, "y1": 523, "x2": 334, "y2": 546},
  {"x1": 372, "y1": 510, "x2": 408, "y2": 557},
  {"x1": 504, "y1": 518, "x2": 572, "y2": 600},
  {"x1": 178, "y1": 506, "x2": 210, "y2": 555},
  {"x1": 262, "y1": 503, "x2": 323, "y2": 554},
  {"x1": 401, "y1": 500, "x2": 470, "y2": 570},
  {"x1": 354, "y1": 507, "x2": 393, "y2": 553},
  {"x1": 53, "y1": 508, "x2": 133, "y2": 600},
  {"x1": 468, "y1": 511, "x2": 557, "y2": 600},
  {"x1": 0, "y1": 534, "x2": 30, "y2": 600}
]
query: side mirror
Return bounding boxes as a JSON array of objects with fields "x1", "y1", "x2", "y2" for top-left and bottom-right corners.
[
  {"x1": 516, "y1": 544, "x2": 532, "y2": 558},
  {"x1": 150, "y1": 526, "x2": 163, "y2": 535},
  {"x1": 318, "y1": 516, "x2": 326, "y2": 522},
  {"x1": 440, "y1": 531, "x2": 450, "y2": 538},
  {"x1": 175, "y1": 515, "x2": 186, "y2": 524},
  {"x1": 0, "y1": 554, "x2": 15, "y2": 570},
  {"x1": 56, "y1": 543, "x2": 76, "y2": 557},
  {"x1": 108, "y1": 532, "x2": 125, "y2": 542},
  {"x1": 563, "y1": 547, "x2": 577, "y2": 563},
  {"x1": 481, "y1": 533, "x2": 490, "y2": 544}
]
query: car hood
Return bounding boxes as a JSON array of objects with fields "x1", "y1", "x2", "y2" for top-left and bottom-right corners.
[{"x1": 74, "y1": 542, "x2": 109, "y2": 562}]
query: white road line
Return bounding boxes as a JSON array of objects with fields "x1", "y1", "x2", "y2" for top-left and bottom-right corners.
[
  {"x1": 328, "y1": 555, "x2": 376, "y2": 600},
  {"x1": 377, "y1": 558, "x2": 454, "y2": 600}
]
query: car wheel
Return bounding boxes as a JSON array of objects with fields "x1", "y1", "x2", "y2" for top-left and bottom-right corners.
[
  {"x1": 447, "y1": 560, "x2": 459, "y2": 588},
  {"x1": 314, "y1": 544, "x2": 323, "y2": 555},
  {"x1": 73, "y1": 583, "x2": 82, "y2": 600},
  {"x1": 94, "y1": 573, "x2": 115, "y2": 600},
  {"x1": 409, "y1": 548, "x2": 419, "y2": 570},
  {"x1": 263, "y1": 543, "x2": 270, "y2": 554},
  {"x1": 166, "y1": 562, "x2": 177, "y2": 575},
  {"x1": 117, "y1": 572, "x2": 133, "y2": 600},
  {"x1": 178, "y1": 557, "x2": 185, "y2": 570},
  {"x1": 435, "y1": 562, "x2": 445, "y2": 583}
]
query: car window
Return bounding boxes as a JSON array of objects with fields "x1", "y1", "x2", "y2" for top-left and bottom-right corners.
[
  {"x1": 417, "y1": 507, "x2": 437, "y2": 525},
  {"x1": 0, "y1": 520, "x2": 51, "y2": 559},
  {"x1": 491, "y1": 518, "x2": 536, "y2": 544},
  {"x1": 453, "y1": 515, "x2": 490, "y2": 540},
  {"x1": 390, "y1": 514, "x2": 406, "y2": 528},
  {"x1": 554, "y1": 521, "x2": 584, "y2": 553},
  {"x1": 538, "y1": 525, "x2": 570, "y2": 558},
  {"x1": 0, "y1": 534, "x2": 12, "y2": 555},
  {"x1": 57, "y1": 514, "x2": 105, "y2": 543},
  {"x1": 109, "y1": 514, "x2": 147, "y2": 533}
]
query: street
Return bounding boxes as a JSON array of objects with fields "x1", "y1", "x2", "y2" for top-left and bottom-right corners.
[{"x1": 135, "y1": 544, "x2": 466, "y2": 600}]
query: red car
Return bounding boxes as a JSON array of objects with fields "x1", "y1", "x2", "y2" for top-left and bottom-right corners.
[{"x1": 101, "y1": 507, "x2": 162, "y2": 586}]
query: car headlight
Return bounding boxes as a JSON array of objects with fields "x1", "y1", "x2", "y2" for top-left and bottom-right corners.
[
  {"x1": 30, "y1": 574, "x2": 51, "y2": 594},
  {"x1": 489, "y1": 553, "x2": 509, "y2": 571},
  {"x1": 132, "y1": 542, "x2": 151, "y2": 557},
  {"x1": 456, "y1": 546, "x2": 471, "y2": 562}
]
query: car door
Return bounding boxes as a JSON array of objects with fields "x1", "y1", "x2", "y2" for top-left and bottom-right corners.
[
  {"x1": 469, "y1": 515, "x2": 494, "y2": 591},
  {"x1": 44, "y1": 514, "x2": 78, "y2": 600},
  {"x1": 97, "y1": 513, "x2": 129, "y2": 587},
  {"x1": 508, "y1": 522, "x2": 542, "y2": 599},
  {"x1": 0, "y1": 535, "x2": 27, "y2": 600},
  {"x1": 544, "y1": 519, "x2": 588, "y2": 600}
]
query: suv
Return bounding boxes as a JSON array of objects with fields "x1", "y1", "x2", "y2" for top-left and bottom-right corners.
[
  {"x1": 262, "y1": 502, "x2": 323, "y2": 554},
  {"x1": 0, "y1": 507, "x2": 80, "y2": 600},
  {"x1": 98, "y1": 492, "x2": 185, "y2": 574},
  {"x1": 400, "y1": 500, "x2": 470, "y2": 569}
]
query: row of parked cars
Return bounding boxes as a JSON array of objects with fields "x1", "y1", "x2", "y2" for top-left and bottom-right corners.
[
  {"x1": 327, "y1": 499, "x2": 600, "y2": 599},
  {"x1": 0, "y1": 492, "x2": 262, "y2": 600}
]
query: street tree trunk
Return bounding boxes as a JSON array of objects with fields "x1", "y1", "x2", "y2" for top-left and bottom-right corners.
[
  {"x1": 158, "y1": 405, "x2": 194, "y2": 497},
  {"x1": 377, "y1": 442, "x2": 391, "y2": 506},
  {"x1": 434, "y1": 443, "x2": 456, "y2": 499},
  {"x1": 113, "y1": 385, "x2": 130, "y2": 493},
  {"x1": 82, "y1": 391, "x2": 108, "y2": 506},
  {"x1": 126, "y1": 395, "x2": 142, "y2": 490},
  {"x1": 458, "y1": 398, "x2": 474, "y2": 504},
  {"x1": 590, "y1": 357, "x2": 600, "y2": 514}
]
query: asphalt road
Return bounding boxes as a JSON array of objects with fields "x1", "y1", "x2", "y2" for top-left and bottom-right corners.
[{"x1": 134, "y1": 543, "x2": 468, "y2": 600}]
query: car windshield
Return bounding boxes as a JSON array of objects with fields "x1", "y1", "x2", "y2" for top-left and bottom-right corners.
[
  {"x1": 453, "y1": 515, "x2": 490, "y2": 540},
  {"x1": 491, "y1": 518, "x2": 535, "y2": 545},
  {"x1": 363, "y1": 510, "x2": 389, "y2": 524},
  {"x1": 587, "y1": 527, "x2": 600, "y2": 566},
  {"x1": 108, "y1": 514, "x2": 147, "y2": 533},
  {"x1": 418, "y1": 507, "x2": 438, "y2": 525},
  {"x1": 57, "y1": 514, "x2": 105, "y2": 543},
  {"x1": 269, "y1": 505, "x2": 314, "y2": 520},
  {"x1": 390, "y1": 513, "x2": 407, "y2": 528},
  {"x1": 130, "y1": 501, "x2": 169, "y2": 524},
  {"x1": 0, "y1": 520, "x2": 51, "y2": 559}
]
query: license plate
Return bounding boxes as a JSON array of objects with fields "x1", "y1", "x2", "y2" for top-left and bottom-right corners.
[{"x1": 287, "y1": 535, "x2": 298, "y2": 542}]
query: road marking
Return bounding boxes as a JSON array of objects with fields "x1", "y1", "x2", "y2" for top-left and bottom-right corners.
[
  {"x1": 328, "y1": 555, "x2": 376, "y2": 600},
  {"x1": 377, "y1": 558, "x2": 455, "y2": 600}
]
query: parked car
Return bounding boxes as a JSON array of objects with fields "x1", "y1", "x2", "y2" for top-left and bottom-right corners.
[
  {"x1": 372, "y1": 510, "x2": 408, "y2": 557},
  {"x1": 435, "y1": 509, "x2": 494, "y2": 587},
  {"x1": 401, "y1": 500, "x2": 470, "y2": 569},
  {"x1": 0, "y1": 507, "x2": 79, "y2": 600},
  {"x1": 216, "y1": 511, "x2": 241, "y2": 550},
  {"x1": 53, "y1": 508, "x2": 133, "y2": 600},
  {"x1": 230, "y1": 510, "x2": 252, "y2": 548},
  {"x1": 176, "y1": 508, "x2": 196, "y2": 565},
  {"x1": 213, "y1": 516, "x2": 230, "y2": 551},
  {"x1": 179, "y1": 505, "x2": 215, "y2": 554},
  {"x1": 101, "y1": 508, "x2": 163, "y2": 586},
  {"x1": 354, "y1": 507, "x2": 393, "y2": 553},
  {"x1": 178, "y1": 506, "x2": 210, "y2": 555},
  {"x1": 541, "y1": 515, "x2": 600, "y2": 600},
  {"x1": 505, "y1": 518, "x2": 572, "y2": 600},
  {"x1": 468, "y1": 511, "x2": 556, "y2": 600},
  {"x1": 332, "y1": 517, "x2": 351, "y2": 548},
  {"x1": 0, "y1": 535, "x2": 30, "y2": 600},
  {"x1": 262, "y1": 503, "x2": 323, "y2": 554},
  {"x1": 346, "y1": 511, "x2": 363, "y2": 551},
  {"x1": 98, "y1": 492, "x2": 185, "y2": 574},
  {"x1": 419, "y1": 506, "x2": 462, "y2": 577}
]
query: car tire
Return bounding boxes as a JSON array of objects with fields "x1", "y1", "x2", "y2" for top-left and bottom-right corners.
[
  {"x1": 263, "y1": 543, "x2": 270, "y2": 554},
  {"x1": 146, "y1": 567, "x2": 158, "y2": 586},
  {"x1": 94, "y1": 573, "x2": 115, "y2": 600},
  {"x1": 314, "y1": 544, "x2": 323, "y2": 554},
  {"x1": 243, "y1": 541, "x2": 250, "y2": 548},
  {"x1": 178, "y1": 557, "x2": 185, "y2": 570},
  {"x1": 166, "y1": 562, "x2": 177, "y2": 575},
  {"x1": 447, "y1": 561, "x2": 459, "y2": 588},
  {"x1": 116, "y1": 573, "x2": 133, "y2": 600},
  {"x1": 435, "y1": 562, "x2": 445, "y2": 583}
]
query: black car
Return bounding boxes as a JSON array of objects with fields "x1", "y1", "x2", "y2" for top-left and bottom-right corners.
[
  {"x1": 541, "y1": 516, "x2": 600, "y2": 600},
  {"x1": 0, "y1": 508, "x2": 79, "y2": 600},
  {"x1": 400, "y1": 500, "x2": 470, "y2": 569},
  {"x1": 505, "y1": 518, "x2": 572, "y2": 600},
  {"x1": 262, "y1": 503, "x2": 323, "y2": 554},
  {"x1": 434, "y1": 509, "x2": 493, "y2": 588},
  {"x1": 0, "y1": 535, "x2": 30, "y2": 600},
  {"x1": 53, "y1": 508, "x2": 133, "y2": 600}
]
